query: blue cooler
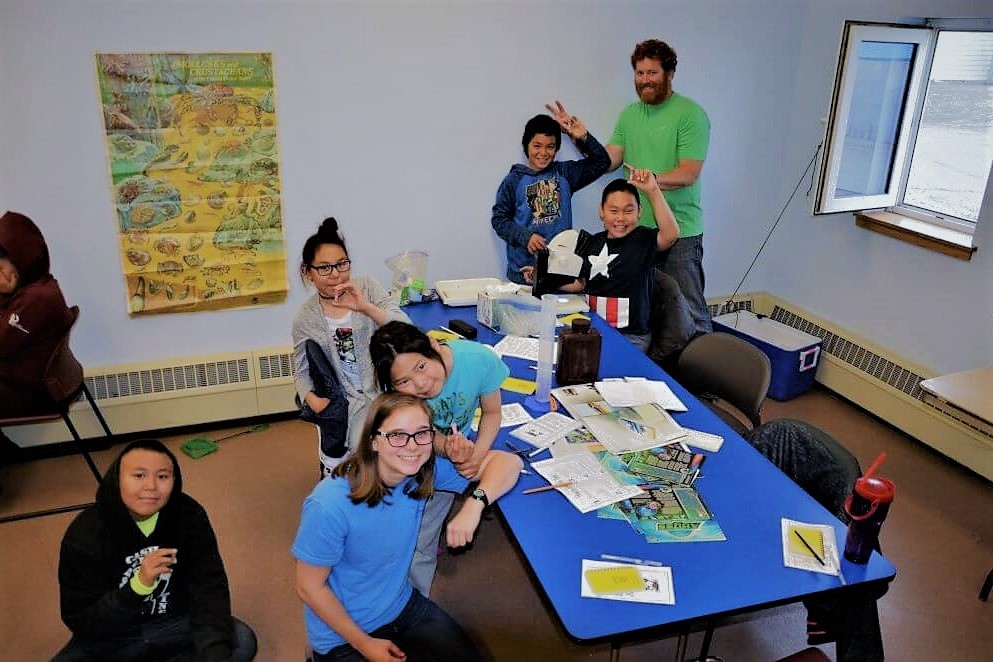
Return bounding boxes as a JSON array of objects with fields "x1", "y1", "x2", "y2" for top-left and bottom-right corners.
[{"x1": 712, "y1": 311, "x2": 822, "y2": 400}]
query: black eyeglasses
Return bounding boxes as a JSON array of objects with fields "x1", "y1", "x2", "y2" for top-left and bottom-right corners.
[
  {"x1": 376, "y1": 428, "x2": 436, "y2": 448},
  {"x1": 308, "y1": 259, "x2": 351, "y2": 276}
]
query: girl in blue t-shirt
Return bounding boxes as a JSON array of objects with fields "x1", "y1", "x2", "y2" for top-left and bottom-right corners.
[
  {"x1": 293, "y1": 392, "x2": 521, "y2": 661},
  {"x1": 370, "y1": 321, "x2": 510, "y2": 597}
]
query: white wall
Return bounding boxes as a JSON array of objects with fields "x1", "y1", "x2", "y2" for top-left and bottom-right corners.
[
  {"x1": 0, "y1": 0, "x2": 989, "y2": 376},
  {"x1": 749, "y1": 0, "x2": 993, "y2": 374}
]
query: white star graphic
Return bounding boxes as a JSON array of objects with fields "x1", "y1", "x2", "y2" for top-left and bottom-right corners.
[{"x1": 587, "y1": 244, "x2": 616, "y2": 280}]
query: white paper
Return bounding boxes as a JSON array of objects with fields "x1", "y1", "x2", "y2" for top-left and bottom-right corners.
[
  {"x1": 681, "y1": 428, "x2": 725, "y2": 453},
  {"x1": 580, "y1": 559, "x2": 675, "y2": 605},
  {"x1": 595, "y1": 377, "x2": 687, "y2": 412},
  {"x1": 529, "y1": 452, "x2": 644, "y2": 513},
  {"x1": 469, "y1": 403, "x2": 534, "y2": 432},
  {"x1": 510, "y1": 411, "x2": 582, "y2": 448},
  {"x1": 781, "y1": 518, "x2": 842, "y2": 577},
  {"x1": 493, "y1": 335, "x2": 559, "y2": 361}
]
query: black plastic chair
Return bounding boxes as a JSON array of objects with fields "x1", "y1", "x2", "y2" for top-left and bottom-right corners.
[
  {"x1": 0, "y1": 306, "x2": 111, "y2": 524},
  {"x1": 676, "y1": 331, "x2": 772, "y2": 436}
]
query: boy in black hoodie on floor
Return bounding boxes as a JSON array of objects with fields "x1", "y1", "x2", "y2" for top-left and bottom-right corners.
[{"x1": 54, "y1": 439, "x2": 257, "y2": 662}]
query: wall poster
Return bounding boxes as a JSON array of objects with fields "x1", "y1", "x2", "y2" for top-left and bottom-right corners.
[{"x1": 95, "y1": 52, "x2": 287, "y2": 315}]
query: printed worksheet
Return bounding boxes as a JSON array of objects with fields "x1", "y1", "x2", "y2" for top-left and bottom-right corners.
[
  {"x1": 580, "y1": 559, "x2": 675, "y2": 605},
  {"x1": 470, "y1": 403, "x2": 534, "y2": 432},
  {"x1": 510, "y1": 411, "x2": 583, "y2": 448},
  {"x1": 492, "y1": 335, "x2": 558, "y2": 362},
  {"x1": 530, "y1": 452, "x2": 644, "y2": 513}
]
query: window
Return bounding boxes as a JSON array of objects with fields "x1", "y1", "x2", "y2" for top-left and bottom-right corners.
[{"x1": 815, "y1": 20, "x2": 993, "y2": 250}]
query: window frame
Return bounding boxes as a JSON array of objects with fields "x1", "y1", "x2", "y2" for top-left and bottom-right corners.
[{"x1": 814, "y1": 20, "x2": 992, "y2": 246}]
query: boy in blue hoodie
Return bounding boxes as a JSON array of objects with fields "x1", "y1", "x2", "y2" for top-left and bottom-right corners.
[{"x1": 491, "y1": 103, "x2": 609, "y2": 284}]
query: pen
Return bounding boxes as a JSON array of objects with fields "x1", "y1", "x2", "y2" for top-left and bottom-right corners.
[
  {"x1": 528, "y1": 446, "x2": 550, "y2": 458},
  {"x1": 438, "y1": 325, "x2": 465, "y2": 339},
  {"x1": 830, "y1": 548, "x2": 847, "y2": 585},
  {"x1": 520, "y1": 469, "x2": 532, "y2": 475},
  {"x1": 793, "y1": 530, "x2": 826, "y2": 566},
  {"x1": 601, "y1": 554, "x2": 665, "y2": 568},
  {"x1": 522, "y1": 481, "x2": 573, "y2": 494},
  {"x1": 505, "y1": 440, "x2": 529, "y2": 454}
]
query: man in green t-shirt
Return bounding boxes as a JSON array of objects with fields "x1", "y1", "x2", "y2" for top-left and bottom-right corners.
[{"x1": 606, "y1": 39, "x2": 712, "y2": 334}]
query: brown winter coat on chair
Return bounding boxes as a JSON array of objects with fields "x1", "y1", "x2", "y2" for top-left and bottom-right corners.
[{"x1": 0, "y1": 211, "x2": 74, "y2": 416}]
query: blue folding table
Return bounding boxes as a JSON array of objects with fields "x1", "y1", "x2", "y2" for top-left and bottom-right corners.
[{"x1": 407, "y1": 301, "x2": 895, "y2": 660}]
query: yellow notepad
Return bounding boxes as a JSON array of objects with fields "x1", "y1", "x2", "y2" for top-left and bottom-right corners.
[
  {"x1": 584, "y1": 565, "x2": 645, "y2": 594},
  {"x1": 788, "y1": 525, "x2": 825, "y2": 559},
  {"x1": 427, "y1": 329, "x2": 460, "y2": 341},
  {"x1": 560, "y1": 313, "x2": 591, "y2": 326},
  {"x1": 502, "y1": 376, "x2": 537, "y2": 395}
]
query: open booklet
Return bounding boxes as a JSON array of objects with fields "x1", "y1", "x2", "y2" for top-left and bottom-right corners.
[
  {"x1": 551, "y1": 384, "x2": 688, "y2": 454},
  {"x1": 529, "y1": 451, "x2": 645, "y2": 513}
]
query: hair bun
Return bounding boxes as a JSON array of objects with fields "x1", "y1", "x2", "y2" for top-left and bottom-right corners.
[
  {"x1": 320, "y1": 216, "x2": 339, "y2": 233},
  {"x1": 319, "y1": 216, "x2": 345, "y2": 242}
]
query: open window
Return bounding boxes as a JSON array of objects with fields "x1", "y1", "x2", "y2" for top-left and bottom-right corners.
[{"x1": 815, "y1": 20, "x2": 993, "y2": 257}]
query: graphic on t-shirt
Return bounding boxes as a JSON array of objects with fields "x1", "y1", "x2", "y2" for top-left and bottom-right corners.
[
  {"x1": 526, "y1": 178, "x2": 562, "y2": 226},
  {"x1": 588, "y1": 295, "x2": 630, "y2": 329},
  {"x1": 334, "y1": 327, "x2": 357, "y2": 363},
  {"x1": 120, "y1": 545, "x2": 172, "y2": 615},
  {"x1": 586, "y1": 244, "x2": 617, "y2": 280},
  {"x1": 430, "y1": 393, "x2": 471, "y2": 431}
]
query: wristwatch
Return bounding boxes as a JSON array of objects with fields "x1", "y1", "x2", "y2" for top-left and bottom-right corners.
[{"x1": 470, "y1": 487, "x2": 490, "y2": 508}]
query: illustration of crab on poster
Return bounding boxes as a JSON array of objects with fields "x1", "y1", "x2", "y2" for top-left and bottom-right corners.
[{"x1": 95, "y1": 52, "x2": 287, "y2": 315}]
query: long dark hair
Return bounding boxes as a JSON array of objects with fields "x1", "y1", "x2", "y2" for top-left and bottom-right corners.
[
  {"x1": 333, "y1": 392, "x2": 436, "y2": 506},
  {"x1": 300, "y1": 217, "x2": 348, "y2": 281},
  {"x1": 369, "y1": 321, "x2": 445, "y2": 392}
]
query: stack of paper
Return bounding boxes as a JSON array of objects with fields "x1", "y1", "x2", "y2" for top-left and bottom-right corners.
[
  {"x1": 551, "y1": 384, "x2": 688, "y2": 454},
  {"x1": 595, "y1": 377, "x2": 687, "y2": 411}
]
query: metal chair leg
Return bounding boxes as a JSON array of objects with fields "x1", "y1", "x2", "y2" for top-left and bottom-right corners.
[
  {"x1": 980, "y1": 567, "x2": 993, "y2": 601},
  {"x1": 80, "y1": 384, "x2": 113, "y2": 438},
  {"x1": 0, "y1": 501, "x2": 94, "y2": 524},
  {"x1": 60, "y1": 412, "x2": 102, "y2": 482}
]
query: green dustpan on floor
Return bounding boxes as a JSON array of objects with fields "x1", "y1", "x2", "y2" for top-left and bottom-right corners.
[{"x1": 181, "y1": 423, "x2": 269, "y2": 459}]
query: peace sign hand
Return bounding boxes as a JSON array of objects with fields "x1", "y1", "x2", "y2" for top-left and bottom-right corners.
[{"x1": 544, "y1": 100, "x2": 587, "y2": 141}]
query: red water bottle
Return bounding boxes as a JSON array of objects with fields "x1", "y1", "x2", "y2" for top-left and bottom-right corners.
[{"x1": 843, "y1": 453, "x2": 895, "y2": 564}]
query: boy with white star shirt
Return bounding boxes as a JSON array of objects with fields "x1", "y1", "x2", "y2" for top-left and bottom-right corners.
[{"x1": 561, "y1": 169, "x2": 678, "y2": 350}]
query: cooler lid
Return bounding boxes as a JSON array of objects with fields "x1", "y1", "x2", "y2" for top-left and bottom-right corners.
[{"x1": 713, "y1": 310, "x2": 822, "y2": 352}]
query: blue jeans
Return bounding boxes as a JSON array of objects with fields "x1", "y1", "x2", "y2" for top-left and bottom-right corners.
[
  {"x1": 313, "y1": 590, "x2": 480, "y2": 662},
  {"x1": 656, "y1": 234, "x2": 711, "y2": 334},
  {"x1": 53, "y1": 615, "x2": 257, "y2": 661}
]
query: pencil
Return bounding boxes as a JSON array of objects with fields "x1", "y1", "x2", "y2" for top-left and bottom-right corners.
[
  {"x1": 438, "y1": 325, "x2": 465, "y2": 339},
  {"x1": 793, "y1": 529, "x2": 826, "y2": 566},
  {"x1": 601, "y1": 553, "x2": 665, "y2": 568},
  {"x1": 522, "y1": 481, "x2": 573, "y2": 495}
]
